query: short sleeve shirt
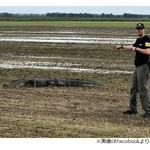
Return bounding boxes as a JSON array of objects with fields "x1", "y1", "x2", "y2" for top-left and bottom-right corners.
[{"x1": 133, "y1": 35, "x2": 150, "y2": 66}]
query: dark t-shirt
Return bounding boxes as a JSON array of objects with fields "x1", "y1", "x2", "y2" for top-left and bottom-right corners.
[{"x1": 133, "y1": 35, "x2": 150, "y2": 66}]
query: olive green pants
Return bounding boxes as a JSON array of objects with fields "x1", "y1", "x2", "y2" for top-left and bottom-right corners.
[{"x1": 130, "y1": 64, "x2": 150, "y2": 114}]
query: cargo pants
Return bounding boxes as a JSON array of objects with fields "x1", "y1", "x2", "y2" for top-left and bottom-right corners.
[{"x1": 130, "y1": 64, "x2": 150, "y2": 114}]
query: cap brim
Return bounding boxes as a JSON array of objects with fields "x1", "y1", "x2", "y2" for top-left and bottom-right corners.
[{"x1": 136, "y1": 27, "x2": 144, "y2": 30}]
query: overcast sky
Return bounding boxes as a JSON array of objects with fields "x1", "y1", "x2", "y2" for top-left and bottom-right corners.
[{"x1": 0, "y1": 6, "x2": 150, "y2": 15}]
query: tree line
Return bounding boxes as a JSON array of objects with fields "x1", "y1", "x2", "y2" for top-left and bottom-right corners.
[
  {"x1": 0, "y1": 12, "x2": 150, "y2": 18},
  {"x1": 46, "y1": 13, "x2": 150, "y2": 18}
]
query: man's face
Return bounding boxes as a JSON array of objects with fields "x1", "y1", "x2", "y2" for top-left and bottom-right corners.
[{"x1": 137, "y1": 28, "x2": 145, "y2": 37}]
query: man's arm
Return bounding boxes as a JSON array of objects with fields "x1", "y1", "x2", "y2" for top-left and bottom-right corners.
[
  {"x1": 115, "y1": 44, "x2": 133, "y2": 50},
  {"x1": 133, "y1": 47, "x2": 150, "y2": 55}
]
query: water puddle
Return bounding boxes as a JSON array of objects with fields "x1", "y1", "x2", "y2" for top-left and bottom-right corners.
[
  {"x1": 0, "y1": 60, "x2": 81, "y2": 67},
  {"x1": 0, "y1": 36, "x2": 135, "y2": 44},
  {"x1": 0, "y1": 60, "x2": 132, "y2": 74}
]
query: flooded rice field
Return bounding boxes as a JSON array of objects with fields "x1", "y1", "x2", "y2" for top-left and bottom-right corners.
[
  {"x1": 0, "y1": 27, "x2": 135, "y2": 73},
  {"x1": 0, "y1": 29, "x2": 136, "y2": 44}
]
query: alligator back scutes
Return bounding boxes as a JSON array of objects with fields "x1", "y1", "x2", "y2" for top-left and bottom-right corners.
[{"x1": 3, "y1": 78, "x2": 102, "y2": 88}]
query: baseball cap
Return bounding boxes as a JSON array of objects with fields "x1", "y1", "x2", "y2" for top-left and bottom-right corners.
[{"x1": 136, "y1": 23, "x2": 145, "y2": 29}]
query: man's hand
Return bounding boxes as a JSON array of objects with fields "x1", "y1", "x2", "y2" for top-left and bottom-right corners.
[
  {"x1": 115, "y1": 45, "x2": 123, "y2": 49},
  {"x1": 132, "y1": 47, "x2": 137, "y2": 51},
  {"x1": 115, "y1": 45, "x2": 134, "y2": 51}
]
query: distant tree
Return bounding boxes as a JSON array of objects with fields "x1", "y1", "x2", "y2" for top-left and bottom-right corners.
[{"x1": 0, "y1": 12, "x2": 13, "y2": 17}]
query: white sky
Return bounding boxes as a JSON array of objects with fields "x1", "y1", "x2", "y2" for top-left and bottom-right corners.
[
  {"x1": 1, "y1": 0, "x2": 150, "y2": 6},
  {"x1": 1, "y1": 0, "x2": 150, "y2": 14},
  {"x1": 0, "y1": 6, "x2": 150, "y2": 15}
]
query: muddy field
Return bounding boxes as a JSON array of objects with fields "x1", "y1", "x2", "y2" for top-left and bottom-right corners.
[{"x1": 0, "y1": 25, "x2": 150, "y2": 138}]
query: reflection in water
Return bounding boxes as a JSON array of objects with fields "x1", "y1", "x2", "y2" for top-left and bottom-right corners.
[
  {"x1": 0, "y1": 60, "x2": 132, "y2": 74},
  {"x1": 0, "y1": 36, "x2": 135, "y2": 44}
]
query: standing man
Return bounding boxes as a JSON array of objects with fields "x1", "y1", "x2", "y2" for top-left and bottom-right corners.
[{"x1": 116, "y1": 23, "x2": 150, "y2": 117}]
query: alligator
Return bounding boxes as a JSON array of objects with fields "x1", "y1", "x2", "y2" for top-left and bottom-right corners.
[{"x1": 3, "y1": 78, "x2": 102, "y2": 88}]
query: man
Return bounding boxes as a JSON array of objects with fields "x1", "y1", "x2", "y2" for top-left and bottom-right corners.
[{"x1": 116, "y1": 23, "x2": 150, "y2": 117}]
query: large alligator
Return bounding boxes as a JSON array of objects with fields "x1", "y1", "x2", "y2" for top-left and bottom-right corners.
[{"x1": 3, "y1": 78, "x2": 102, "y2": 88}]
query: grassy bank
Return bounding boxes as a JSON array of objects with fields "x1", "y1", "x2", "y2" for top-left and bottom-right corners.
[{"x1": 0, "y1": 21, "x2": 150, "y2": 27}]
